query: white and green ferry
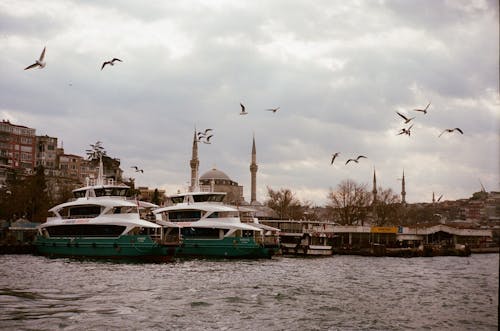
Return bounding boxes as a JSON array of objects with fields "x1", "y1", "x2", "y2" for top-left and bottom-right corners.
[
  {"x1": 34, "y1": 161, "x2": 179, "y2": 262},
  {"x1": 153, "y1": 191, "x2": 280, "y2": 259}
]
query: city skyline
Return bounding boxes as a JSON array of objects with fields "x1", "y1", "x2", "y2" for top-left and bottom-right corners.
[{"x1": 1, "y1": 1, "x2": 498, "y2": 205}]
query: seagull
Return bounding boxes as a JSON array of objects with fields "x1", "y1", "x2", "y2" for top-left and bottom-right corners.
[
  {"x1": 131, "y1": 166, "x2": 144, "y2": 173},
  {"x1": 24, "y1": 46, "x2": 46, "y2": 70},
  {"x1": 345, "y1": 155, "x2": 367, "y2": 165},
  {"x1": 439, "y1": 127, "x2": 463, "y2": 137},
  {"x1": 240, "y1": 103, "x2": 248, "y2": 115},
  {"x1": 200, "y1": 128, "x2": 213, "y2": 136},
  {"x1": 413, "y1": 102, "x2": 431, "y2": 114},
  {"x1": 331, "y1": 152, "x2": 340, "y2": 165},
  {"x1": 101, "y1": 58, "x2": 122, "y2": 70},
  {"x1": 397, "y1": 124, "x2": 413, "y2": 136},
  {"x1": 396, "y1": 111, "x2": 415, "y2": 124},
  {"x1": 266, "y1": 107, "x2": 280, "y2": 113},
  {"x1": 202, "y1": 134, "x2": 213, "y2": 144}
]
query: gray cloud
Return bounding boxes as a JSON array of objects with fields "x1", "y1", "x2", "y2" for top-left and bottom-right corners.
[{"x1": 0, "y1": 0, "x2": 498, "y2": 205}]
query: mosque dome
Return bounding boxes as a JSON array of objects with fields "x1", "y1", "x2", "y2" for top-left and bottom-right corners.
[{"x1": 199, "y1": 168, "x2": 231, "y2": 181}]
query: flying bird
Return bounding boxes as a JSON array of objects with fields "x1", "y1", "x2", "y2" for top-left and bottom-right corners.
[
  {"x1": 396, "y1": 111, "x2": 415, "y2": 124},
  {"x1": 101, "y1": 58, "x2": 122, "y2": 70},
  {"x1": 202, "y1": 135, "x2": 213, "y2": 144},
  {"x1": 438, "y1": 127, "x2": 463, "y2": 137},
  {"x1": 330, "y1": 152, "x2": 340, "y2": 165},
  {"x1": 266, "y1": 107, "x2": 280, "y2": 113},
  {"x1": 413, "y1": 102, "x2": 431, "y2": 114},
  {"x1": 397, "y1": 124, "x2": 413, "y2": 136},
  {"x1": 24, "y1": 46, "x2": 46, "y2": 70},
  {"x1": 131, "y1": 166, "x2": 144, "y2": 173},
  {"x1": 240, "y1": 103, "x2": 247, "y2": 115},
  {"x1": 345, "y1": 155, "x2": 367, "y2": 165},
  {"x1": 199, "y1": 128, "x2": 213, "y2": 136},
  {"x1": 197, "y1": 128, "x2": 213, "y2": 140}
]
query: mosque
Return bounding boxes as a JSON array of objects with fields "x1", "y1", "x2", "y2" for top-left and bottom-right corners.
[{"x1": 188, "y1": 130, "x2": 262, "y2": 208}]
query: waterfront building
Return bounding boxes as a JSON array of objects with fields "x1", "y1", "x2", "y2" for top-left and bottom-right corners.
[
  {"x1": 36, "y1": 135, "x2": 58, "y2": 174},
  {"x1": 0, "y1": 120, "x2": 36, "y2": 178}
]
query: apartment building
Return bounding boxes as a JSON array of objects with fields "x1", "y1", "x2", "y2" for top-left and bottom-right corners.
[{"x1": 0, "y1": 120, "x2": 36, "y2": 184}]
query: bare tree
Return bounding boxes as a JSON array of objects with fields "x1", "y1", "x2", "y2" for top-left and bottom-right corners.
[
  {"x1": 327, "y1": 179, "x2": 371, "y2": 225},
  {"x1": 265, "y1": 187, "x2": 305, "y2": 220},
  {"x1": 372, "y1": 187, "x2": 401, "y2": 226}
]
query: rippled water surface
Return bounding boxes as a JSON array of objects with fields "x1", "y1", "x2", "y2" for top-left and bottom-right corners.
[{"x1": 0, "y1": 254, "x2": 498, "y2": 330}]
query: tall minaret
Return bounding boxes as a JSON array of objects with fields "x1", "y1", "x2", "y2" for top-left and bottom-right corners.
[
  {"x1": 401, "y1": 170, "x2": 406, "y2": 204},
  {"x1": 250, "y1": 135, "x2": 258, "y2": 204},
  {"x1": 189, "y1": 129, "x2": 199, "y2": 192},
  {"x1": 372, "y1": 168, "x2": 378, "y2": 205}
]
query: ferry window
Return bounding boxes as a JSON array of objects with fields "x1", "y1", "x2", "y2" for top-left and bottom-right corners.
[
  {"x1": 66, "y1": 205, "x2": 101, "y2": 218},
  {"x1": 181, "y1": 227, "x2": 220, "y2": 239},
  {"x1": 73, "y1": 190, "x2": 86, "y2": 198},
  {"x1": 169, "y1": 210, "x2": 201, "y2": 221},
  {"x1": 46, "y1": 224, "x2": 126, "y2": 237},
  {"x1": 193, "y1": 195, "x2": 207, "y2": 202},
  {"x1": 207, "y1": 212, "x2": 218, "y2": 218},
  {"x1": 107, "y1": 206, "x2": 137, "y2": 215},
  {"x1": 170, "y1": 197, "x2": 184, "y2": 204}
]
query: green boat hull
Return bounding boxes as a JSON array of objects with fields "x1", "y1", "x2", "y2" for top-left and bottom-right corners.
[
  {"x1": 34, "y1": 235, "x2": 176, "y2": 262},
  {"x1": 175, "y1": 237, "x2": 279, "y2": 259}
]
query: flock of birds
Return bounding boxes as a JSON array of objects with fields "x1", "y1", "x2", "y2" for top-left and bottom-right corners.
[
  {"x1": 239, "y1": 103, "x2": 280, "y2": 115},
  {"x1": 395, "y1": 102, "x2": 463, "y2": 138},
  {"x1": 197, "y1": 128, "x2": 213, "y2": 144},
  {"x1": 23, "y1": 46, "x2": 465, "y2": 183},
  {"x1": 24, "y1": 46, "x2": 122, "y2": 72}
]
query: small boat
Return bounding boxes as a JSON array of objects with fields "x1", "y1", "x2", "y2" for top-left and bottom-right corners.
[
  {"x1": 153, "y1": 191, "x2": 280, "y2": 258},
  {"x1": 34, "y1": 158, "x2": 179, "y2": 262}
]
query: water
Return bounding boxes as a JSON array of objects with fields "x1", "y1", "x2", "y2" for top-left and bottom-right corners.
[{"x1": 0, "y1": 254, "x2": 498, "y2": 331}]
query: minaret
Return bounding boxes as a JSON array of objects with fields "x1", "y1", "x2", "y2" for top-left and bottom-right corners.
[
  {"x1": 250, "y1": 135, "x2": 258, "y2": 204},
  {"x1": 189, "y1": 130, "x2": 199, "y2": 192},
  {"x1": 401, "y1": 170, "x2": 406, "y2": 204},
  {"x1": 372, "y1": 168, "x2": 378, "y2": 205}
]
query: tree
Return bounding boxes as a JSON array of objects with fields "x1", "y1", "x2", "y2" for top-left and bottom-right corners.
[
  {"x1": 0, "y1": 166, "x2": 49, "y2": 222},
  {"x1": 372, "y1": 187, "x2": 401, "y2": 226},
  {"x1": 152, "y1": 188, "x2": 162, "y2": 206},
  {"x1": 327, "y1": 179, "x2": 371, "y2": 225},
  {"x1": 26, "y1": 165, "x2": 49, "y2": 222},
  {"x1": 265, "y1": 187, "x2": 306, "y2": 220}
]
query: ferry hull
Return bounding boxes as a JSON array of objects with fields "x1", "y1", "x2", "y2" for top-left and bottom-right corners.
[
  {"x1": 175, "y1": 237, "x2": 277, "y2": 259},
  {"x1": 34, "y1": 235, "x2": 176, "y2": 262}
]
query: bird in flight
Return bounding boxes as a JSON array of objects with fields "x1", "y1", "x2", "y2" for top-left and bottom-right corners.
[
  {"x1": 197, "y1": 129, "x2": 213, "y2": 140},
  {"x1": 101, "y1": 58, "x2": 122, "y2": 70},
  {"x1": 240, "y1": 103, "x2": 248, "y2": 115},
  {"x1": 331, "y1": 152, "x2": 340, "y2": 165},
  {"x1": 202, "y1": 134, "x2": 213, "y2": 144},
  {"x1": 397, "y1": 124, "x2": 413, "y2": 136},
  {"x1": 438, "y1": 127, "x2": 463, "y2": 137},
  {"x1": 345, "y1": 155, "x2": 367, "y2": 165},
  {"x1": 24, "y1": 46, "x2": 46, "y2": 70},
  {"x1": 413, "y1": 102, "x2": 431, "y2": 114},
  {"x1": 396, "y1": 111, "x2": 415, "y2": 124},
  {"x1": 266, "y1": 107, "x2": 280, "y2": 113},
  {"x1": 131, "y1": 166, "x2": 144, "y2": 173}
]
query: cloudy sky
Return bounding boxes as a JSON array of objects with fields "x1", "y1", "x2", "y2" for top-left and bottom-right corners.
[{"x1": 1, "y1": 0, "x2": 498, "y2": 206}]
